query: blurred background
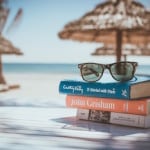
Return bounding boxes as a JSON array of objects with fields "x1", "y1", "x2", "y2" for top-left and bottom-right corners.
[{"x1": 2, "y1": 0, "x2": 150, "y2": 64}]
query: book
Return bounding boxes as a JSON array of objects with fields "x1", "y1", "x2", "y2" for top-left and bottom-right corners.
[
  {"x1": 59, "y1": 74, "x2": 150, "y2": 100},
  {"x1": 66, "y1": 95, "x2": 150, "y2": 115},
  {"x1": 77, "y1": 109, "x2": 150, "y2": 128}
]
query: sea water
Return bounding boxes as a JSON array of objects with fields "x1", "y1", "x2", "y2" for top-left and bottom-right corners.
[
  {"x1": 3, "y1": 63, "x2": 78, "y2": 74},
  {"x1": 3, "y1": 63, "x2": 150, "y2": 75}
]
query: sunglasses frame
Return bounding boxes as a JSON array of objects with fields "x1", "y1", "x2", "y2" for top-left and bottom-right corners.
[{"x1": 78, "y1": 61, "x2": 138, "y2": 82}]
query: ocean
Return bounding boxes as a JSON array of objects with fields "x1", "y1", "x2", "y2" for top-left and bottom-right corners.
[
  {"x1": 3, "y1": 63, "x2": 150, "y2": 75},
  {"x1": 3, "y1": 63, "x2": 78, "y2": 74}
]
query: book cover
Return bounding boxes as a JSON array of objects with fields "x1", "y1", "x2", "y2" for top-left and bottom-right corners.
[
  {"x1": 59, "y1": 75, "x2": 150, "y2": 99},
  {"x1": 66, "y1": 95, "x2": 150, "y2": 115},
  {"x1": 77, "y1": 109, "x2": 150, "y2": 128}
]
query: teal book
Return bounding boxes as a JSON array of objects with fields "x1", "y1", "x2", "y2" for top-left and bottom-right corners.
[{"x1": 59, "y1": 74, "x2": 150, "y2": 100}]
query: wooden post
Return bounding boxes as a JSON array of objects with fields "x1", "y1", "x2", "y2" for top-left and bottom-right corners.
[
  {"x1": 0, "y1": 54, "x2": 6, "y2": 84},
  {"x1": 116, "y1": 30, "x2": 122, "y2": 62}
]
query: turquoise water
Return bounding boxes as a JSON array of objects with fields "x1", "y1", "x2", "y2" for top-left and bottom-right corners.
[
  {"x1": 3, "y1": 63, "x2": 150, "y2": 75},
  {"x1": 3, "y1": 63, "x2": 78, "y2": 74}
]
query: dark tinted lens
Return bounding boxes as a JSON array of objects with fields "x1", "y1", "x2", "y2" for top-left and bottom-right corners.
[
  {"x1": 81, "y1": 64, "x2": 103, "y2": 82},
  {"x1": 110, "y1": 62, "x2": 134, "y2": 81}
]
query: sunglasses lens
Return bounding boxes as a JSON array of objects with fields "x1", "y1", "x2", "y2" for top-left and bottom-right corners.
[
  {"x1": 81, "y1": 64, "x2": 103, "y2": 82},
  {"x1": 110, "y1": 62, "x2": 134, "y2": 81}
]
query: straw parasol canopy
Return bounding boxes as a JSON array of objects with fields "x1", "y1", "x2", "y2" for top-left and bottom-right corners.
[
  {"x1": 0, "y1": 0, "x2": 23, "y2": 88},
  {"x1": 91, "y1": 43, "x2": 150, "y2": 61},
  {"x1": 59, "y1": 0, "x2": 150, "y2": 62},
  {"x1": 0, "y1": 36, "x2": 23, "y2": 55},
  {"x1": 0, "y1": 35, "x2": 23, "y2": 84}
]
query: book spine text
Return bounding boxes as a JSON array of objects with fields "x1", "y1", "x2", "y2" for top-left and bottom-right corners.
[
  {"x1": 59, "y1": 80, "x2": 130, "y2": 99},
  {"x1": 66, "y1": 95, "x2": 150, "y2": 115}
]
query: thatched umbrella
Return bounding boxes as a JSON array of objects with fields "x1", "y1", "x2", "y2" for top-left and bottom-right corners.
[
  {"x1": 0, "y1": 35, "x2": 23, "y2": 84},
  {"x1": 0, "y1": 0, "x2": 23, "y2": 88},
  {"x1": 59, "y1": 0, "x2": 150, "y2": 62},
  {"x1": 91, "y1": 44, "x2": 150, "y2": 61}
]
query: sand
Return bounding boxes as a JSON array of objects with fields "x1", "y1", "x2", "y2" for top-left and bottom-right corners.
[{"x1": 0, "y1": 73, "x2": 78, "y2": 107}]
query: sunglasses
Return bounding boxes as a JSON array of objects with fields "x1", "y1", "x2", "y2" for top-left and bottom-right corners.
[{"x1": 78, "y1": 61, "x2": 138, "y2": 82}]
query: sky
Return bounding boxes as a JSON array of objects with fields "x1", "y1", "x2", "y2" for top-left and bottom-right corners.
[{"x1": 2, "y1": 0, "x2": 150, "y2": 64}]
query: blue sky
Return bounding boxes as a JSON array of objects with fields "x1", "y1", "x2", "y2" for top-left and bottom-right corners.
[{"x1": 2, "y1": 0, "x2": 150, "y2": 64}]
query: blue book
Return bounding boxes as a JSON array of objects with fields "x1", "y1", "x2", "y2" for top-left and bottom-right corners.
[{"x1": 59, "y1": 74, "x2": 150, "y2": 100}]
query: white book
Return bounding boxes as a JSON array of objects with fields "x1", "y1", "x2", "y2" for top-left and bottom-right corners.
[{"x1": 77, "y1": 109, "x2": 150, "y2": 128}]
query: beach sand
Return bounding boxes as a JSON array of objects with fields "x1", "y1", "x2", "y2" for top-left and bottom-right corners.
[{"x1": 0, "y1": 73, "x2": 77, "y2": 107}]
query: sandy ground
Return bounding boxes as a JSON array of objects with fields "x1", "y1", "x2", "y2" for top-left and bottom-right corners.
[
  {"x1": 0, "y1": 73, "x2": 78, "y2": 107},
  {"x1": 0, "y1": 107, "x2": 150, "y2": 150}
]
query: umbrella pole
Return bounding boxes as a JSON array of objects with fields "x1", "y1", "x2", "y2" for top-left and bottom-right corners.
[
  {"x1": 116, "y1": 30, "x2": 122, "y2": 62},
  {"x1": 0, "y1": 54, "x2": 6, "y2": 84}
]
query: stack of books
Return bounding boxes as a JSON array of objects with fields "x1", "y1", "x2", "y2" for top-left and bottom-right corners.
[{"x1": 59, "y1": 74, "x2": 150, "y2": 128}]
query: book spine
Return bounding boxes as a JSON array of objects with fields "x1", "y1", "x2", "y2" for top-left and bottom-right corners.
[
  {"x1": 77, "y1": 109, "x2": 150, "y2": 128},
  {"x1": 66, "y1": 95, "x2": 150, "y2": 115},
  {"x1": 59, "y1": 80, "x2": 130, "y2": 99}
]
